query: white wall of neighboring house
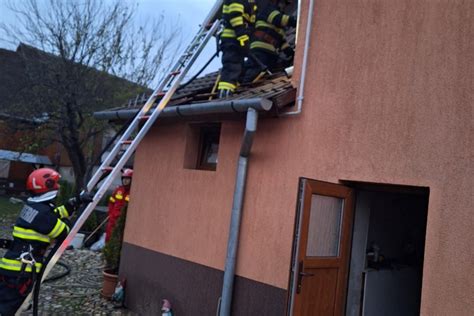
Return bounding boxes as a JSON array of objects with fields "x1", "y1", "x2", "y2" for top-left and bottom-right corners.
[
  {"x1": 58, "y1": 166, "x2": 75, "y2": 184},
  {"x1": 0, "y1": 160, "x2": 10, "y2": 178}
]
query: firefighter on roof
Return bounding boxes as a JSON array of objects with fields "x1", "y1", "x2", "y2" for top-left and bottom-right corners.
[
  {"x1": 242, "y1": 0, "x2": 297, "y2": 83},
  {"x1": 217, "y1": 0, "x2": 257, "y2": 98},
  {"x1": 0, "y1": 168, "x2": 89, "y2": 316},
  {"x1": 106, "y1": 169, "x2": 132, "y2": 242}
]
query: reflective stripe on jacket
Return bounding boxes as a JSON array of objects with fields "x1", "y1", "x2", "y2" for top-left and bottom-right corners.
[
  {"x1": 221, "y1": 0, "x2": 257, "y2": 39},
  {"x1": 12, "y1": 226, "x2": 50, "y2": 243},
  {"x1": 12, "y1": 218, "x2": 68, "y2": 243},
  {"x1": 48, "y1": 219, "x2": 69, "y2": 239},
  {"x1": 0, "y1": 200, "x2": 71, "y2": 277},
  {"x1": 54, "y1": 205, "x2": 69, "y2": 219},
  {"x1": 251, "y1": 4, "x2": 291, "y2": 53},
  {"x1": 109, "y1": 187, "x2": 130, "y2": 204},
  {"x1": 0, "y1": 257, "x2": 42, "y2": 273}
]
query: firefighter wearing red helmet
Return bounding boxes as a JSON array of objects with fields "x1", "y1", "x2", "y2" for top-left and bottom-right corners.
[
  {"x1": 0, "y1": 168, "x2": 87, "y2": 315},
  {"x1": 105, "y1": 169, "x2": 133, "y2": 242}
]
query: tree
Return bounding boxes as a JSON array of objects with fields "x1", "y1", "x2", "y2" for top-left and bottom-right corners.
[{"x1": 0, "y1": 0, "x2": 181, "y2": 191}]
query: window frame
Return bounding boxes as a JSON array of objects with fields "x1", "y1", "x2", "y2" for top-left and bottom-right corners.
[{"x1": 195, "y1": 123, "x2": 221, "y2": 171}]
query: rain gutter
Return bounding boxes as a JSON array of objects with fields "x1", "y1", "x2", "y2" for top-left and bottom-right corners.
[
  {"x1": 93, "y1": 98, "x2": 272, "y2": 121},
  {"x1": 95, "y1": 98, "x2": 269, "y2": 316}
]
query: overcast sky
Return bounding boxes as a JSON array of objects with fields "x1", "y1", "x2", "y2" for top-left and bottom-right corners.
[{"x1": 0, "y1": 0, "x2": 221, "y2": 77}]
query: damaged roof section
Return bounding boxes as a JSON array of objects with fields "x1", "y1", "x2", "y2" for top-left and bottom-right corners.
[
  {"x1": 94, "y1": 71, "x2": 296, "y2": 122},
  {"x1": 94, "y1": 1, "x2": 298, "y2": 123}
]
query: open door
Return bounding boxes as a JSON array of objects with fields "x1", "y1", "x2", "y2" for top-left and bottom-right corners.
[{"x1": 291, "y1": 179, "x2": 354, "y2": 315}]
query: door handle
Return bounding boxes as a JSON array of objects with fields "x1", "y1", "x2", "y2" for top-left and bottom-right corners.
[
  {"x1": 296, "y1": 261, "x2": 314, "y2": 294},
  {"x1": 299, "y1": 271, "x2": 315, "y2": 277}
]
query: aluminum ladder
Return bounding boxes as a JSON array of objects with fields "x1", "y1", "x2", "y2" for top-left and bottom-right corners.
[{"x1": 16, "y1": 1, "x2": 223, "y2": 313}]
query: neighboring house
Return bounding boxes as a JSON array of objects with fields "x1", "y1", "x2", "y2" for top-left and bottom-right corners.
[
  {"x1": 0, "y1": 147, "x2": 52, "y2": 194},
  {"x1": 0, "y1": 114, "x2": 54, "y2": 193},
  {"x1": 94, "y1": 0, "x2": 472, "y2": 315},
  {"x1": 0, "y1": 43, "x2": 148, "y2": 187}
]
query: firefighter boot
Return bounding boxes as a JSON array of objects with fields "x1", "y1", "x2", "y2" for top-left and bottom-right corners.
[{"x1": 218, "y1": 89, "x2": 233, "y2": 99}]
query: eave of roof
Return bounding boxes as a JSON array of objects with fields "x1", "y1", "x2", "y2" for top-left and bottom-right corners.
[
  {"x1": 0, "y1": 112, "x2": 47, "y2": 125},
  {"x1": 95, "y1": 73, "x2": 296, "y2": 122},
  {"x1": 0, "y1": 149, "x2": 52, "y2": 165}
]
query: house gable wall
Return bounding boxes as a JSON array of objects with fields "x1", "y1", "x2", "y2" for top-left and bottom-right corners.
[{"x1": 123, "y1": 0, "x2": 473, "y2": 314}]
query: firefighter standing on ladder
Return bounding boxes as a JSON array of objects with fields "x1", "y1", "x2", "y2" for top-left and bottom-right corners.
[
  {"x1": 0, "y1": 168, "x2": 90, "y2": 315},
  {"x1": 217, "y1": 0, "x2": 257, "y2": 98},
  {"x1": 242, "y1": 0, "x2": 297, "y2": 83},
  {"x1": 105, "y1": 169, "x2": 132, "y2": 242}
]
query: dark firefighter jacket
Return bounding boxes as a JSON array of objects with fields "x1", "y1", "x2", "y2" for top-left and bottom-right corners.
[
  {"x1": 221, "y1": 0, "x2": 257, "y2": 41},
  {"x1": 251, "y1": 4, "x2": 295, "y2": 54},
  {"x1": 0, "y1": 200, "x2": 71, "y2": 277}
]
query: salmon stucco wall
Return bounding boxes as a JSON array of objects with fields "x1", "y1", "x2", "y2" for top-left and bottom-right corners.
[{"x1": 124, "y1": 0, "x2": 473, "y2": 313}]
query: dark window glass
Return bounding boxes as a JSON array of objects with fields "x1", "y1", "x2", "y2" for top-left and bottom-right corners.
[{"x1": 196, "y1": 124, "x2": 220, "y2": 171}]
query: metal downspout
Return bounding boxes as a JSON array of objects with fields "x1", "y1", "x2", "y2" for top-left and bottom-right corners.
[
  {"x1": 281, "y1": 0, "x2": 315, "y2": 116},
  {"x1": 219, "y1": 108, "x2": 258, "y2": 316}
]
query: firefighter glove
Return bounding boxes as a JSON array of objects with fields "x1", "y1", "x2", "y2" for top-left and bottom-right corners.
[
  {"x1": 79, "y1": 191, "x2": 94, "y2": 203},
  {"x1": 68, "y1": 192, "x2": 93, "y2": 208},
  {"x1": 67, "y1": 197, "x2": 79, "y2": 209}
]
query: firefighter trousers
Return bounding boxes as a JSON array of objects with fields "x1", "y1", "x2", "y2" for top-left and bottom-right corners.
[
  {"x1": 242, "y1": 49, "x2": 278, "y2": 84},
  {"x1": 218, "y1": 39, "x2": 247, "y2": 91},
  {"x1": 0, "y1": 275, "x2": 33, "y2": 316}
]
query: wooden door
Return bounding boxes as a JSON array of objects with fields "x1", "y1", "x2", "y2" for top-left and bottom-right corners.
[{"x1": 292, "y1": 179, "x2": 354, "y2": 316}]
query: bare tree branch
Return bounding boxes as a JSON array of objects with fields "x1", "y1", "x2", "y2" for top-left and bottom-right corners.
[{"x1": 0, "y1": 0, "x2": 181, "y2": 191}]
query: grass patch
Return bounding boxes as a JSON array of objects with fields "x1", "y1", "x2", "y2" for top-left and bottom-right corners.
[{"x1": 0, "y1": 196, "x2": 23, "y2": 221}]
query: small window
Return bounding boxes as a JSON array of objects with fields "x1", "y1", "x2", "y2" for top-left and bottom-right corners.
[{"x1": 184, "y1": 123, "x2": 221, "y2": 171}]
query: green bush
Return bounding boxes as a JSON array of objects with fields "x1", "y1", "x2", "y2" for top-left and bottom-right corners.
[
  {"x1": 97, "y1": 194, "x2": 110, "y2": 207},
  {"x1": 103, "y1": 205, "x2": 127, "y2": 274},
  {"x1": 56, "y1": 180, "x2": 75, "y2": 206},
  {"x1": 81, "y1": 211, "x2": 98, "y2": 232},
  {"x1": 56, "y1": 180, "x2": 98, "y2": 232}
]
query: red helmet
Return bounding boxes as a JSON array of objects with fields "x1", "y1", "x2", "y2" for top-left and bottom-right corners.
[
  {"x1": 26, "y1": 168, "x2": 61, "y2": 194},
  {"x1": 122, "y1": 169, "x2": 133, "y2": 178}
]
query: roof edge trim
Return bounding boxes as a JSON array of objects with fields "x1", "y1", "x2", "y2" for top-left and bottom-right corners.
[{"x1": 93, "y1": 98, "x2": 273, "y2": 121}]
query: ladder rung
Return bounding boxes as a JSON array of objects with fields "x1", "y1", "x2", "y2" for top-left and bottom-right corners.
[
  {"x1": 140, "y1": 115, "x2": 150, "y2": 120},
  {"x1": 122, "y1": 140, "x2": 133, "y2": 145},
  {"x1": 170, "y1": 71, "x2": 181, "y2": 76},
  {"x1": 102, "y1": 167, "x2": 113, "y2": 172}
]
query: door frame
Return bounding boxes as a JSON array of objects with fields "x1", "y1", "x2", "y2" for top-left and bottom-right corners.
[{"x1": 287, "y1": 178, "x2": 307, "y2": 314}]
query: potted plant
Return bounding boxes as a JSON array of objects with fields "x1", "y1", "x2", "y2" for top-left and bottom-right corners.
[{"x1": 102, "y1": 205, "x2": 127, "y2": 299}]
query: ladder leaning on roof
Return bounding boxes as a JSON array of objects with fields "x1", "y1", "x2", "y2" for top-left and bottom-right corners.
[{"x1": 16, "y1": 1, "x2": 224, "y2": 314}]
